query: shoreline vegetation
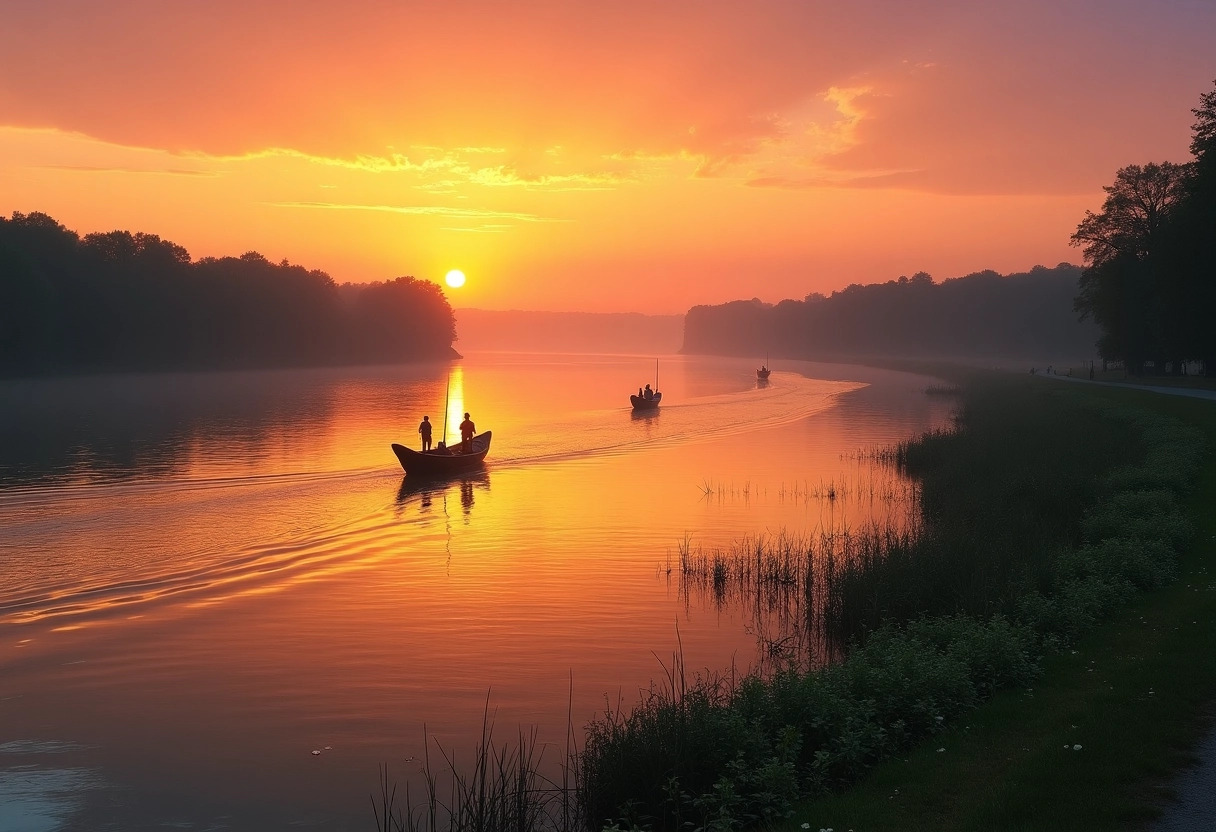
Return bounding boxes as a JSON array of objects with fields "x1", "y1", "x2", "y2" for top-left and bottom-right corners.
[
  {"x1": 375, "y1": 369, "x2": 1210, "y2": 832},
  {"x1": 679, "y1": 264, "x2": 1098, "y2": 365},
  {"x1": 0, "y1": 212, "x2": 460, "y2": 377}
]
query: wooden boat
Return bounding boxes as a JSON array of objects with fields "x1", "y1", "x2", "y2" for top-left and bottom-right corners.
[
  {"x1": 391, "y1": 431, "x2": 492, "y2": 476},
  {"x1": 756, "y1": 366, "x2": 771, "y2": 380}
]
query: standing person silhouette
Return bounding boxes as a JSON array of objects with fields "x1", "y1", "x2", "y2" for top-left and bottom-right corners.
[
  {"x1": 459, "y1": 412, "x2": 476, "y2": 454},
  {"x1": 418, "y1": 415, "x2": 433, "y2": 451}
]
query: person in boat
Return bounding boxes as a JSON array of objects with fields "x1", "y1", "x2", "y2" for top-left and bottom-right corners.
[
  {"x1": 434, "y1": 440, "x2": 451, "y2": 455},
  {"x1": 643, "y1": 384, "x2": 653, "y2": 400},
  {"x1": 418, "y1": 415, "x2": 433, "y2": 451},
  {"x1": 459, "y1": 412, "x2": 476, "y2": 453},
  {"x1": 638, "y1": 386, "x2": 644, "y2": 399}
]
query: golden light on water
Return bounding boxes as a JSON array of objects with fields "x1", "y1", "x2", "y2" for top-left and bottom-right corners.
[
  {"x1": 445, "y1": 270, "x2": 467, "y2": 289},
  {"x1": 444, "y1": 365, "x2": 465, "y2": 447}
]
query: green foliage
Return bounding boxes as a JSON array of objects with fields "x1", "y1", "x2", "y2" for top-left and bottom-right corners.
[{"x1": 1080, "y1": 490, "x2": 1192, "y2": 549}]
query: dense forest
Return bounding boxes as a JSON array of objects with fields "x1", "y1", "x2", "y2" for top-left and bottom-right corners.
[
  {"x1": 1072, "y1": 80, "x2": 1216, "y2": 375},
  {"x1": 682, "y1": 264, "x2": 1097, "y2": 363},
  {"x1": 0, "y1": 212, "x2": 458, "y2": 376}
]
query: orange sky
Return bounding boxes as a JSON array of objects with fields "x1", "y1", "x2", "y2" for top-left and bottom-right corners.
[{"x1": 2, "y1": 1, "x2": 1212, "y2": 313}]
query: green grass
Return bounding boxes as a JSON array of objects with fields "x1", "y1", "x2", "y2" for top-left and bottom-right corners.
[{"x1": 782, "y1": 383, "x2": 1216, "y2": 832}]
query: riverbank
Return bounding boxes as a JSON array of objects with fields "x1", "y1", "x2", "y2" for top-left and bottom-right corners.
[{"x1": 782, "y1": 376, "x2": 1216, "y2": 831}]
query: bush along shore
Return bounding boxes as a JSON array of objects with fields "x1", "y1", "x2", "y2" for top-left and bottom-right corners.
[{"x1": 380, "y1": 374, "x2": 1206, "y2": 832}]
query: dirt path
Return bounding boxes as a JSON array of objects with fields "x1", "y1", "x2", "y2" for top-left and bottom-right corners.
[{"x1": 1037, "y1": 372, "x2": 1216, "y2": 402}]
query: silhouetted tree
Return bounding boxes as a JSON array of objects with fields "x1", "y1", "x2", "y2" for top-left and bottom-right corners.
[
  {"x1": 1071, "y1": 163, "x2": 1194, "y2": 371},
  {"x1": 0, "y1": 213, "x2": 459, "y2": 376},
  {"x1": 682, "y1": 265, "x2": 1095, "y2": 362},
  {"x1": 1073, "y1": 80, "x2": 1216, "y2": 374},
  {"x1": 1166, "y1": 80, "x2": 1216, "y2": 374},
  {"x1": 349, "y1": 276, "x2": 458, "y2": 361}
]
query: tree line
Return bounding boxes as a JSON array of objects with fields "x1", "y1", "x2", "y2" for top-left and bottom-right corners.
[
  {"x1": 0, "y1": 212, "x2": 458, "y2": 376},
  {"x1": 1072, "y1": 80, "x2": 1216, "y2": 375},
  {"x1": 681, "y1": 264, "x2": 1097, "y2": 362}
]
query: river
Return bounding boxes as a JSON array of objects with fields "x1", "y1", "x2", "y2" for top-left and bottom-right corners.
[{"x1": 0, "y1": 353, "x2": 952, "y2": 831}]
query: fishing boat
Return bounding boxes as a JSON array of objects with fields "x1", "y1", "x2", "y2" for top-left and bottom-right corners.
[
  {"x1": 392, "y1": 431, "x2": 492, "y2": 476},
  {"x1": 630, "y1": 391, "x2": 662, "y2": 410},
  {"x1": 394, "y1": 370, "x2": 491, "y2": 476},
  {"x1": 757, "y1": 353, "x2": 771, "y2": 380},
  {"x1": 630, "y1": 359, "x2": 662, "y2": 410}
]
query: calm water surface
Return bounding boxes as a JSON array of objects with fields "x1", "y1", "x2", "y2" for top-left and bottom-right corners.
[{"x1": 0, "y1": 353, "x2": 952, "y2": 831}]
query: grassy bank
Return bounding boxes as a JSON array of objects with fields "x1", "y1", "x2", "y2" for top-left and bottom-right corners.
[{"x1": 783, "y1": 381, "x2": 1216, "y2": 831}]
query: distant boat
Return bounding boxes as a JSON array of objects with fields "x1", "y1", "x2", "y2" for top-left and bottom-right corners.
[
  {"x1": 631, "y1": 359, "x2": 662, "y2": 410},
  {"x1": 391, "y1": 431, "x2": 492, "y2": 476},
  {"x1": 757, "y1": 353, "x2": 771, "y2": 379}
]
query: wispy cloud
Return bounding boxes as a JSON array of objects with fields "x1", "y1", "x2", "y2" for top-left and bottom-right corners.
[
  {"x1": 746, "y1": 168, "x2": 926, "y2": 191},
  {"x1": 271, "y1": 201, "x2": 567, "y2": 223},
  {"x1": 37, "y1": 164, "x2": 219, "y2": 177},
  {"x1": 210, "y1": 146, "x2": 625, "y2": 190}
]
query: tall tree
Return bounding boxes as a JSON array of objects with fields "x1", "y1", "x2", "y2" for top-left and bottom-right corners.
[
  {"x1": 1169, "y1": 79, "x2": 1216, "y2": 373},
  {"x1": 1071, "y1": 163, "x2": 1193, "y2": 370}
]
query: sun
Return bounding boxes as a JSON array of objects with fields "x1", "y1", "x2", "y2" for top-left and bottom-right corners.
[{"x1": 445, "y1": 269, "x2": 466, "y2": 289}]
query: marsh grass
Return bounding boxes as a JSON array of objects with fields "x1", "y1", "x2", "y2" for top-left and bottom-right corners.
[
  {"x1": 672, "y1": 524, "x2": 924, "y2": 667},
  {"x1": 375, "y1": 720, "x2": 581, "y2": 832},
  {"x1": 696, "y1": 470, "x2": 918, "y2": 508}
]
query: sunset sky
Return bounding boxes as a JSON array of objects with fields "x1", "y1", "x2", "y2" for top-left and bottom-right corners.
[{"x1": 2, "y1": 0, "x2": 1212, "y2": 313}]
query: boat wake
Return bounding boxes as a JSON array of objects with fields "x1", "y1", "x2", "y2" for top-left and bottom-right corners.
[
  {"x1": 0, "y1": 372, "x2": 865, "y2": 631},
  {"x1": 492, "y1": 373, "x2": 864, "y2": 468}
]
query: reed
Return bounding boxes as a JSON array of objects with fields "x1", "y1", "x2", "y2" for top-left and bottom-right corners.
[{"x1": 379, "y1": 704, "x2": 582, "y2": 832}]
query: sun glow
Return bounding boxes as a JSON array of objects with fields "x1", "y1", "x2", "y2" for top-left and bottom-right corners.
[{"x1": 445, "y1": 269, "x2": 466, "y2": 288}]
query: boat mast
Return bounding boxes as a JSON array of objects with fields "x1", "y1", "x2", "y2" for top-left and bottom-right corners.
[{"x1": 655, "y1": 358, "x2": 659, "y2": 391}]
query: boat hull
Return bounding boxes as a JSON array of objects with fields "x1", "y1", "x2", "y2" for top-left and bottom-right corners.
[
  {"x1": 392, "y1": 431, "x2": 492, "y2": 475},
  {"x1": 756, "y1": 368, "x2": 771, "y2": 379},
  {"x1": 630, "y1": 392, "x2": 661, "y2": 410}
]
